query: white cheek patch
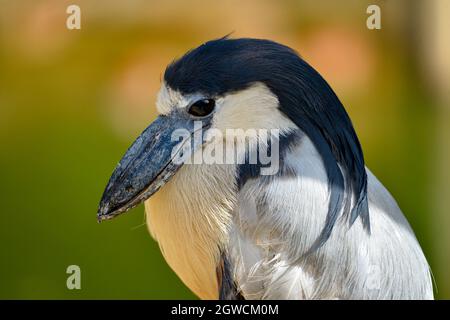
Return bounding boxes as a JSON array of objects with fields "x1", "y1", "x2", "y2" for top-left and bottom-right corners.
[
  {"x1": 209, "y1": 82, "x2": 297, "y2": 176},
  {"x1": 213, "y1": 82, "x2": 296, "y2": 133}
]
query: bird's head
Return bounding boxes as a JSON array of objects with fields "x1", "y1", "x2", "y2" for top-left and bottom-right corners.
[{"x1": 98, "y1": 37, "x2": 369, "y2": 245}]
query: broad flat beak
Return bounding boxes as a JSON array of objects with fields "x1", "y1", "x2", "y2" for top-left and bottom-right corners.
[{"x1": 97, "y1": 114, "x2": 204, "y2": 222}]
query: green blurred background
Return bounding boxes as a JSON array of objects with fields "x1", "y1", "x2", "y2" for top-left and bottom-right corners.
[{"x1": 0, "y1": 0, "x2": 449, "y2": 299}]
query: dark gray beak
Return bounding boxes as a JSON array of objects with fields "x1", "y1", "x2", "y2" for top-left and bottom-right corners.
[{"x1": 97, "y1": 114, "x2": 205, "y2": 222}]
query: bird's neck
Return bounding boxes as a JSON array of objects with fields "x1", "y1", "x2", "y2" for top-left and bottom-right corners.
[{"x1": 145, "y1": 163, "x2": 237, "y2": 299}]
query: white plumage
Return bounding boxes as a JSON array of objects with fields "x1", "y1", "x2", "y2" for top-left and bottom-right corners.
[{"x1": 145, "y1": 82, "x2": 433, "y2": 299}]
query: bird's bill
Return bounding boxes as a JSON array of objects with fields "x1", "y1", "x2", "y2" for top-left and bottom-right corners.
[{"x1": 97, "y1": 115, "x2": 198, "y2": 222}]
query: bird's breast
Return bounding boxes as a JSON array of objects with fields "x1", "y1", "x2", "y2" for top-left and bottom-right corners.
[{"x1": 144, "y1": 163, "x2": 236, "y2": 299}]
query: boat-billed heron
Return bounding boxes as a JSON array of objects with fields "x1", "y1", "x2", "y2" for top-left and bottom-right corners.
[{"x1": 98, "y1": 38, "x2": 433, "y2": 299}]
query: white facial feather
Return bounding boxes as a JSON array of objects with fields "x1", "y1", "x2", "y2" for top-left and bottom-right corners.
[{"x1": 212, "y1": 82, "x2": 296, "y2": 132}]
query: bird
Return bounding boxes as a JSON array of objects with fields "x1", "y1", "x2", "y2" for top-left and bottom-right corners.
[{"x1": 97, "y1": 37, "x2": 433, "y2": 300}]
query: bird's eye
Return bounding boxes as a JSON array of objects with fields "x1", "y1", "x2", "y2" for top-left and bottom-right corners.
[{"x1": 188, "y1": 99, "x2": 215, "y2": 117}]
